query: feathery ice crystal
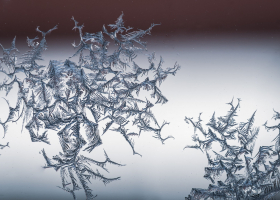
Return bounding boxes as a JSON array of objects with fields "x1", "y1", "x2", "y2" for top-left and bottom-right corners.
[
  {"x1": 185, "y1": 99, "x2": 280, "y2": 200},
  {"x1": 0, "y1": 13, "x2": 180, "y2": 199}
]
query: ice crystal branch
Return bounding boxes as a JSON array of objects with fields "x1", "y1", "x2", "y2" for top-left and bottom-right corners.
[
  {"x1": 0, "y1": 13, "x2": 179, "y2": 199},
  {"x1": 185, "y1": 99, "x2": 280, "y2": 200}
]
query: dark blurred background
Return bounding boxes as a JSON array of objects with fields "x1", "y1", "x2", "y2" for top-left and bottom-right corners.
[{"x1": 0, "y1": 0, "x2": 280, "y2": 38}]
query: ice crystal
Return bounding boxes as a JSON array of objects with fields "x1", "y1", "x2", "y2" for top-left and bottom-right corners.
[
  {"x1": 185, "y1": 99, "x2": 280, "y2": 200},
  {"x1": 0, "y1": 13, "x2": 179, "y2": 199}
]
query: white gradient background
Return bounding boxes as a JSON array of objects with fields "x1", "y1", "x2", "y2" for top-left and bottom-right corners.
[{"x1": 0, "y1": 32, "x2": 280, "y2": 200}]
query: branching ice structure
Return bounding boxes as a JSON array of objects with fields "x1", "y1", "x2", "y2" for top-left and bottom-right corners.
[
  {"x1": 185, "y1": 99, "x2": 280, "y2": 200},
  {"x1": 0, "y1": 13, "x2": 180, "y2": 199}
]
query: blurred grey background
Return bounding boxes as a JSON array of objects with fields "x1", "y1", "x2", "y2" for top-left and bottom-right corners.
[{"x1": 0, "y1": 0, "x2": 280, "y2": 199}]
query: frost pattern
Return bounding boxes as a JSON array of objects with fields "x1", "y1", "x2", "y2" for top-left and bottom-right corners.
[
  {"x1": 0, "y1": 13, "x2": 179, "y2": 199},
  {"x1": 185, "y1": 99, "x2": 280, "y2": 200}
]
